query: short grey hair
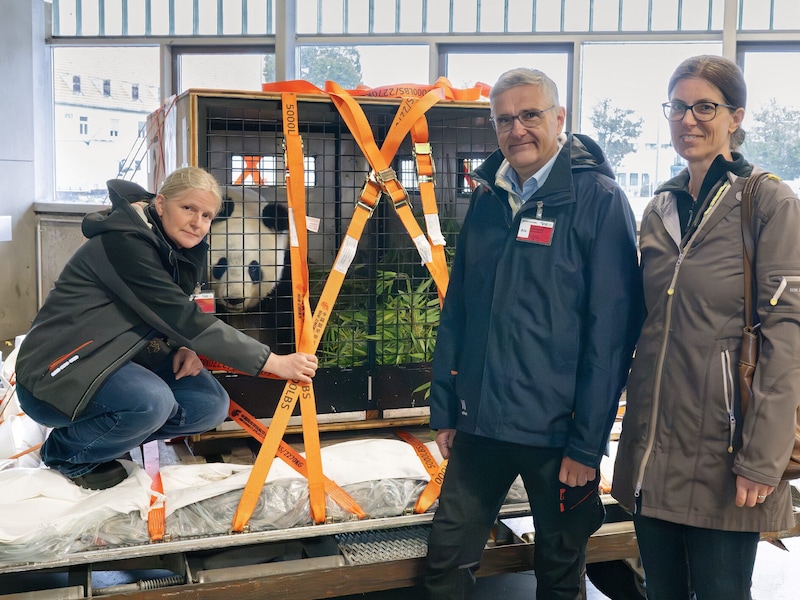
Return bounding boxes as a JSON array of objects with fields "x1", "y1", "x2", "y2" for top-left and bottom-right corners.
[{"x1": 489, "y1": 68, "x2": 560, "y2": 109}]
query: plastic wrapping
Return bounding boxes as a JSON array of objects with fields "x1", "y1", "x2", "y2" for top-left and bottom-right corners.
[{"x1": 0, "y1": 439, "x2": 529, "y2": 568}]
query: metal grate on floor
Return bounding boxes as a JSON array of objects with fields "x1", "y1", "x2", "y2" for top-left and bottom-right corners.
[{"x1": 335, "y1": 525, "x2": 431, "y2": 565}]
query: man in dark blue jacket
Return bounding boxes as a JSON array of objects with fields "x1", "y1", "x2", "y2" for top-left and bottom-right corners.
[{"x1": 424, "y1": 68, "x2": 644, "y2": 599}]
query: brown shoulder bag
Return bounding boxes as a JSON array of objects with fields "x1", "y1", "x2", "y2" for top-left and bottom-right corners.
[{"x1": 739, "y1": 171, "x2": 800, "y2": 481}]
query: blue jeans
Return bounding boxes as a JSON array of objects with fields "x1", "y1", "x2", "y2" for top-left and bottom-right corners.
[
  {"x1": 633, "y1": 513, "x2": 759, "y2": 600},
  {"x1": 424, "y1": 432, "x2": 605, "y2": 600},
  {"x1": 17, "y1": 360, "x2": 229, "y2": 478}
]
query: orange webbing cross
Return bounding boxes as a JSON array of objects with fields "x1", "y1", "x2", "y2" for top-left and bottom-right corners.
[
  {"x1": 142, "y1": 440, "x2": 166, "y2": 541},
  {"x1": 325, "y1": 82, "x2": 449, "y2": 301},
  {"x1": 233, "y1": 155, "x2": 265, "y2": 186},
  {"x1": 229, "y1": 400, "x2": 366, "y2": 518},
  {"x1": 230, "y1": 81, "x2": 485, "y2": 528},
  {"x1": 395, "y1": 430, "x2": 447, "y2": 513}
]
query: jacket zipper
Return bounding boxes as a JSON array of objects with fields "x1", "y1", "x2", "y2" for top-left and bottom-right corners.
[
  {"x1": 633, "y1": 252, "x2": 681, "y2": 503},
  {"x1": 721, "y1": 348, "x2": 736, "y2": 453},
  {"x1": 769, "y1": 275, "x2": 800, "y2": 306},
  {"x1": 633, "y1": 182, "x2": 731, "y2": 504}
]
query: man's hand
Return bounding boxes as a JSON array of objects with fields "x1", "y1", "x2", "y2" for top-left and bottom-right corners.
[
  {"x1": 435, "y1": 429, "x2": 457, "y2": 460},
  {"x1": 173, "y1": 346, "x2": 203, "y2": 380},
  {"x1": 263, "y1": 352, "x2": 318, "y2": 383},
  {"x1": 735, "y1": 475, "x2": 774, "y2": 508},
  {"x1": 559, "y1": 455, "x2": 596, "y2": 487}
]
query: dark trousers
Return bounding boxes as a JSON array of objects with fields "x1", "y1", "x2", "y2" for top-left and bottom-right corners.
[
  {"x1": 424, "y1": 432, "x2": 605, "y2": 600},
  {"x1": 633, "y1": 513, "x2": 759, "y2": 600}
]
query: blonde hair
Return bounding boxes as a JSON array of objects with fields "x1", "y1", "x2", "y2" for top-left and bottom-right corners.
[{"x1": 158, "y1": 167, "x2": 222, "y2": 213}]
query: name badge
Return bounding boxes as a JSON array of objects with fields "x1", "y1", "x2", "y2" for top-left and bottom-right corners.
[
  {"x1": 517, "y1": 217, "x2": 556, "y2": 245},
  {"x1": 190, "y1": 292, "x2": 216, "y2": 313}
]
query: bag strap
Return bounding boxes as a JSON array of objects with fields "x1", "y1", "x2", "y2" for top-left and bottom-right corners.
[
  {"x1": 740, "y1": 171, "x2": 771, "y2": 418},
  {"x1": 741, "y1": 171, "x2": 771, "y2": 331}
]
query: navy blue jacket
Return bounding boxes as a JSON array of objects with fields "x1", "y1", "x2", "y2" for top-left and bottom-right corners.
[{"x1": 429, "y1": 133, "x2": 644, "y2": 468}]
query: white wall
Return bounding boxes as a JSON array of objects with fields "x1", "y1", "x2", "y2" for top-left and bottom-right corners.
[{"x1": 0, "y1": 1, "x2": 52, "y2": 355}]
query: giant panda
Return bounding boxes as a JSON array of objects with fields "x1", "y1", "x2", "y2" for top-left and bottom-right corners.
[{"x1": 208, "y1": 186, "x2": 290, "y2": 313}]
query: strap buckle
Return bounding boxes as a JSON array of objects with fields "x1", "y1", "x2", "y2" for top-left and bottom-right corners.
[
  {"x1": 413, "y1": 143, "x2": 436, "y2": 184},
  {"x1": 374, "y1": 166, "x2": 398, "y2": 186},
  {"x1": 357, "y1": 174, "x2": 381, "y2": 215}
]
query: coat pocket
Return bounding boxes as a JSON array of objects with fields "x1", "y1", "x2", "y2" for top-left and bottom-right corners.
[{"x1": 720, "y1": 346, "x2": 738, "y2": 454}]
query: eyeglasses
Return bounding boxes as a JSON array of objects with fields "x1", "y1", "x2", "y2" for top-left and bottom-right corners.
[
  {"x1": 662, "y1": 101, "x2": 737, "y2": 122},
  {"x1": 489, "y1": 106, "x2": 556, "y2": 132}
]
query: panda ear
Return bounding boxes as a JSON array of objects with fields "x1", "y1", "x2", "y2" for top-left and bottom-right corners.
[
  {"x1": 214, "y1": 199, "x2": 235, "y2": 221},
  {"x1": 262, "y1": 203, "x2": 289, "y2": 233}
]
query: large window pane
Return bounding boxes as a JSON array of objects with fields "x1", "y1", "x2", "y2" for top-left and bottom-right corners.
[
  {"x1": 446, "y1": 52, "x2": 569, "y2": 103},
  {"x1": 53, "y1": 46, "x2": 160, "y2": 202},
  {"x1": 178, "y1": 51, "x2": 274, "y2": 93},
  {"x1": 296, "y1": 45, "x2": 429, "y2": 89},
  {"x1": 357, "y1": 45, "x2": 429, "y2": 87},
  {"x1": 740, "y1": 49, "x2": 800, "y2": 195},
  {"x1": 580, "y1": 42, "x2": 721, "y2": 220}
]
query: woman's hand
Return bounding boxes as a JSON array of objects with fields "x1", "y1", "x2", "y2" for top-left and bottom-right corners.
[
  {"x1": 173, "y1": 346, "x2": 203, "y2": 380},
  {"x1": 263, "y1": 352, "x2": 318, "y2": 383},
  {"x1": 735, "y1": 475, "x2": 775, "y2": 508}
]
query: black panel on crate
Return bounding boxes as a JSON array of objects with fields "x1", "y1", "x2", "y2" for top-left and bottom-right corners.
[{"x1": 163, "y1": 91, "x2": 494, "y2": 425}]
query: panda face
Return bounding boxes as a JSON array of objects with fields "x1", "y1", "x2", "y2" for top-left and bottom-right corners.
[{"x1": 208, "y1": 187, "x2": 290, "y2": 312}]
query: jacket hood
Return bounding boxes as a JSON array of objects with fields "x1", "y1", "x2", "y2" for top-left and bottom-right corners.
[
  {"x1": 82, "y1": 179, "x2": 158, "y2": 240},
  {"x1": 107, "y1": 179, "x2": 157, "y2": 204},
  {"x1": 472, "y1": 132, "x2": 615, "y2": 189}
]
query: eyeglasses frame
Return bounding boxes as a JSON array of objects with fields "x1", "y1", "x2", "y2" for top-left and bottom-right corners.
[
  {"x1": 662, "y1": 101, "x2": 738, "y2": 122},
  {"x1": 489, "y1": 106, "x2": 557, "y2": 132}
]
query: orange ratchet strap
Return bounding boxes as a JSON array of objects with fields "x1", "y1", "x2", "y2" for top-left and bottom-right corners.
[
  {"x1": 283, "y1": 92, "x2": 326, "y2": 523},
  {"x1": 229, "y1": 400, "x2": 366, "y2": 518},
  {"x1": 231, "y1": 79, "x2": 487, "y2": 528},
  {"x1": 8, "y1": 442, "x2": 43, "y2": 460},
  {"x1": 232, "y1": 92, "x2": 327, "y2": 529},
  {"x1": 395, "y1": 430, "x2": 447, "y2": 513},
  {"x1": 325, "y1": 81, "x2": 449, "y2": 300},
  {"x1": 199, "y1": 355, "x2": 280, "y2": 378},
  {"x1": 410, "y1": 113, "x2": 448, "y2": 304},
  {"x1": 142, "y1": 440, "x2": 166, "y2": 541}
]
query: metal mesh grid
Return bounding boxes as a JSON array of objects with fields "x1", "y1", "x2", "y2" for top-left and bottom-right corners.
[
  {"x1": 336, "y1": 525, "x2": 431, "y2": 565},
  {"x1": 198, "y1": 94, "x2": 494, "y2": 370}
]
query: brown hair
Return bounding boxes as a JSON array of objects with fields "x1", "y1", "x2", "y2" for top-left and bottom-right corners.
[
  {"x1": 158, "y1": 166, "x2": 222, "y2": 213},
  {"x1": 668, "y1": 54, "x2": 747, "y2": 149}
]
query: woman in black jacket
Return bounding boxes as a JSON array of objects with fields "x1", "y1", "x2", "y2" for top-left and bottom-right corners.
[{"x1": 15, "y1": 167, "x2": 317, "y2": 490}]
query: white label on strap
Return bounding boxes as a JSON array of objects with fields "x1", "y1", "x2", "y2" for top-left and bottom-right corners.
[
  {"x1": 413, "y1": 234, "x2": 434, "y2": 265},
  {"x1": 424, "y1": 214, "x2": 447, "y2": 247},
  {"x1": 333, "y1": 235, "x2": 359, "y2": 274},
  {"x1": 306, "y1": 215, "x2": 321, "y2": 233},
  {"x1": 288, "y1": 207, "x2": 299, "y2": 247}
]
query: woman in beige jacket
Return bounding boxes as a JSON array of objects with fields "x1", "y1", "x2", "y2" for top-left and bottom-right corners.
[{"x1": 612, "y1": 55, "x2": 799, "y2": 600}]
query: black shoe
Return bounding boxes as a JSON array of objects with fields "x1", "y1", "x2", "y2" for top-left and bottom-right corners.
[{"x1": 70, "y1": 461, "x2": 129, "y2": 490}]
